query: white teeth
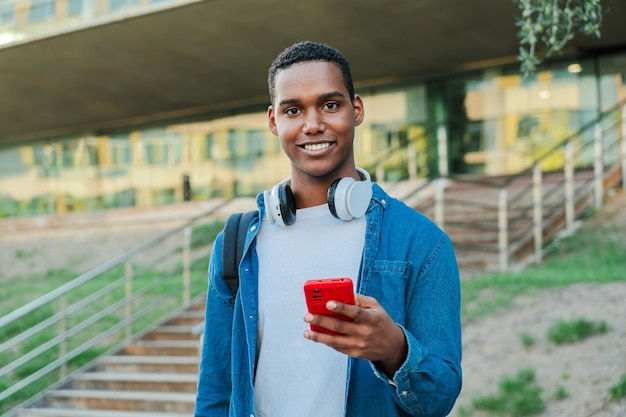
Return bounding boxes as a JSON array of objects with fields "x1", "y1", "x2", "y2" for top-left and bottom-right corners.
[{"x1": 304, "y1": 143, "x2": 330, "y2": 151}]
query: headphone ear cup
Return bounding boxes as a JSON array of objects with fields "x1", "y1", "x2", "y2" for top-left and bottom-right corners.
[
  {"x1": 327, "y1": 177, "x2": 356, "y2": 221},
  {"x1": 277, "y1": 183, "x2": 296, "y2": 226},
  {"x1": 345, "y1": 179, "x2": 371, "y2": 219},
  {"x1": 327, "y1": 178, "x2": 343, "y2": 220},
  {"x1": 327, "y1": 169, "x2": 372, "y2": 221},
  {"x1": 265, "y1": 183, "x2": 296, "y2": 227}
]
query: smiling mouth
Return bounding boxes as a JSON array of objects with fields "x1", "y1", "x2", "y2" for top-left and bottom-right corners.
[{"x1": 303, "y1": 142, "x2": 331, "y2": 151}]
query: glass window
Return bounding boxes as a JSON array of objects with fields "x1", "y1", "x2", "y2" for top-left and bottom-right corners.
[
  {"x1": 206, "y1": 133, "x2": 214, "y2": 159},
  {"x1": 109, "y1": 0, "x2": 139, "y2": 12},
  {"x1": 247, "y1": 130, "x2": 266, "y2": 158},
  {"x1": 67, "y1": 0, "x2": 83, "y2": 16},
  {"x1": 29, "y1": 0, "x2": 55, "y2": 22},
  {"x1": 167, "y1": 133, "x2": 182, "y2": 165},
  {"x1": 109, "y1": 137, "x2": 131, "y2": 167},
  {"x1": 34, "y1": 144, "x2": 58, "y2": 177},
  {"x1": 0, "y1": 149, "x2": 26, "y2": 177},
  {"x1": 61, "y1": 141, "x2": 75, "y2": 168},
  {"x1": 0, "y1": 0, "x2": 14, "y2": 24},
  {"x1": 141, "y1": 129, "x2": 182, "y2": 166},
  {"x1": 227, "y1": 129, "x2": 243, "y2": 159},
  {"x1": 85, "y1": 141, "x2": 99, "y2": 166}
]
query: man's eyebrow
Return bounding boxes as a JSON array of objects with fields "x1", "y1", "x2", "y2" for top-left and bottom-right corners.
[
  {"x1": 277, "y1": 91, "x2": 347, "y2": 108},
  {"x1": 319, "y1": 91, "x2": 347, "y2": 101},
  {"x1": 277, "y1": 98, "x2": 300, "y2": 107}
]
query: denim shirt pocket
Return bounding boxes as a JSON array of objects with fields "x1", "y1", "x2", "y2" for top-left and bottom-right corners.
[{"x1": 360, "y1": 260, "x2": 411, "y2": 325}]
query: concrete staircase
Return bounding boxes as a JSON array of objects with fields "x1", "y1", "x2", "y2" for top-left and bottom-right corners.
[
  {"x1": 414, "y1": 166, "x2": 623, "y2": 274},
  {"x1": 18, "y1": 303, "x2": 205, "y2": 417}
]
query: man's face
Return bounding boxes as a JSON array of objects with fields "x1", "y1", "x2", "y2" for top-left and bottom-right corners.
[{"x1": 268, "y1": 61, "x2": 364, "y2": 184}]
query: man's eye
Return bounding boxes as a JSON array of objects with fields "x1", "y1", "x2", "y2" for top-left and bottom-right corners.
[
  {"x1": 325, "y1": 102, "x2": 339, "y2": 110},
  {"x1": 285, "y1": 108, "x2": 299, "y2": 115}
]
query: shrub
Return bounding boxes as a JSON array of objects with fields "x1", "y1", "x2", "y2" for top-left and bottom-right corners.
[
  {"x1": 547, "y1": 318, "x2": 608, "y2": 345},
  {"x1": 609, "y1": 375, "x2": 626, "y2": 400},
  {"x1": 471, "y1": 368, "x2": 545, "y2": 417}
]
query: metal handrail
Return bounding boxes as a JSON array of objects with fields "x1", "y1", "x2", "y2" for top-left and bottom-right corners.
[
  {"x1": 427, "y1": 99, "x2": 625, "y2": 272},
  {"x1": 0, "y1": 198, "x2": 236, "y2": 414}
]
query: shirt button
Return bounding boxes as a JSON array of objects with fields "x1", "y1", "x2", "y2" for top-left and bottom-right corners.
[{"x1": 401, "y1": 390, "x2": 408, "y2": 396}]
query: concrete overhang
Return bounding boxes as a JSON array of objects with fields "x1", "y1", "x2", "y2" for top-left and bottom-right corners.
[{"x1": 1, "y1": 0, "x2": 625, "y2": 148}]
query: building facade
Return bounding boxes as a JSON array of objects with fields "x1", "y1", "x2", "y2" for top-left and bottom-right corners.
[{"x1": 1, "y1": 0, "x2": 625, "y2": 217}]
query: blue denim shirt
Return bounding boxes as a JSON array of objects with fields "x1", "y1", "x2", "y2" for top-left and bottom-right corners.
[{"x1": 195, "y1": 184, "x2": 462, "y2": 417}]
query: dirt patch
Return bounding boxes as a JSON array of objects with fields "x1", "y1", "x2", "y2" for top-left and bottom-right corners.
[
  {"x1": 451, "y1": 189, "x2": 626, "y2": 417},
  {"x1": 452, "y1": 281, "x2": 626, "y2": 417}
]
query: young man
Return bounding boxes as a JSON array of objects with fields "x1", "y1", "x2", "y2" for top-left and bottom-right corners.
[{"x1": 194, "y1": 41, "x2": 462, "y2": 417}]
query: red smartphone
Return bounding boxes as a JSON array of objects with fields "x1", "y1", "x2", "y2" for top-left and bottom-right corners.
[{"x1": 303, "y1": 277, "x2": 355, "y2": 335}]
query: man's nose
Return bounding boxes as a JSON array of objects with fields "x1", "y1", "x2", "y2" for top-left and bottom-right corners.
[{"x1": 302, "y1": 111, "x2": 324, "y2": 134}]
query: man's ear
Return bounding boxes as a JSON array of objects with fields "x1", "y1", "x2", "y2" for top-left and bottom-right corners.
[
  {"x1": 353, "y1": 95, "x2": 365, "y2": 126},
  {"x1": 268, "y1": 105, "x2": 278, "y2": 136}
]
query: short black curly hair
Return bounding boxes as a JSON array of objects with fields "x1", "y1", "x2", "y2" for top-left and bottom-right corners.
[{"x1": 267, "y1": 41, "x2": 355, "y2": 104}]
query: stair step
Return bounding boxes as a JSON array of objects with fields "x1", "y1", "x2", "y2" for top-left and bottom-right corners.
[
  {"x1": 43, "y1": 390, "x2": 196, "y2": 412},
  {"x1": 19, "y1": 408, "x2": 191, "y2": 417},
  {"x1": 96, "y1": 355, "x2": 199, "y2": 373},
  {"x1": 167, "y1": 310, "x2": 205, "y2": 325},
  {"x1": 122, "y1": 340, "x2": 199, "y2": 356},
  {"x1": 145, "y1": 325, "x2": 199, "y2": 341},
  {"x1": 71, "y1": 372, "x2": 197, "y2": 392}
]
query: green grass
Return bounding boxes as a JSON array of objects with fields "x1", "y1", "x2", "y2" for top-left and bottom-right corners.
[
  {"x1": 519, "y1": 332, "x2": 535, "y2": 349},
  {"x1": 547, "y1": 318, "x2": 608, "y2": 345},
  {"x1": 191, "y1": 220, "x2": 225, "y2": 249},
  {"x1": 461, "y1": 222, "x2": 626, "y2": 321},
  {"x1": 554, "y1": 385, "x2": 569, "y2": 400},
  {"x1": 609, "y1": 375, "x2": 626, "y2": 401},
  {"x1": 468, "y1": 368, "x2": 545, "y2": 417}
]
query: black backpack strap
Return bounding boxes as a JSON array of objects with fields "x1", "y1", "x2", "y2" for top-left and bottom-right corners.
[{"x1": 222, "y1": 210, "x2": 257, "y2": 296}]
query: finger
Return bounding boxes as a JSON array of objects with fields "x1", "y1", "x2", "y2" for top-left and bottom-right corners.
[
  {"x1": 354, "y1": 293, "x2": 379, "y2": 308},
  {"x1": 327, "y1": 297, "x2": 377, "y2": 323},
  {"x1": 304, "y1": 311, "x2": 355, "y2": 336},
  {"x1": 325, "y1": 300, "x2": 359, "y2": 319}
]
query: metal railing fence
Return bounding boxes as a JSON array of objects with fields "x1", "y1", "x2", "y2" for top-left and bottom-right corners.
[
  {"x1": 416, "y1": 100, "x2": 625, "y2": 273},
  {"x1": 0, "y1": 201, "x2": 230, "y2": 415}
]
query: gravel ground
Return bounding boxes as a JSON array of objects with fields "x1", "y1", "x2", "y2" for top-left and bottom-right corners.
[{"x1": 451, "y1": 281, "x2": 626, "y2": 417}]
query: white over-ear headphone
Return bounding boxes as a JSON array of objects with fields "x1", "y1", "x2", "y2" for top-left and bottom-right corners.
[{"x1": 264, "y1": 167, "x2": 372, "y2": 227}]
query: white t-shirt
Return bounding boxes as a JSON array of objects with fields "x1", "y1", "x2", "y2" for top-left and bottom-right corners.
[{"x1": 253, "y1": 204, "x2": 366, "y2": 417}]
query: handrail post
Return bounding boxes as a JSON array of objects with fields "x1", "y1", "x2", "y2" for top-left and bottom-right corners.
[
  {"x1": 594, "y1": 122, "x2": 604, "y2": 209},
  {"x1": 434, "y1": 178, "x2": 446, "y2": 228},
  {"x1": 437, "y1": 124, "x2": 449, "y2": 178},
  {"x1": 124, "y1": 260, "x2": 134, "y2": 343},
  {"x1": 498, "y1": 188, "x2": 508, "y2": 273},
  {"x1": 183, "y1": 225, "x2": 192, "y2": 308},
  {"x1": 533, "y1": 164, "x2": 543, "y2": 263},
  {"x1": 621, "y1": 104, "x2": 626, "y2": 190},
  {"x1": 125, "y1": 261, "x2": 133, "y2": 342},
  {"x1": 564, "y1": 141, "x2": 575, "y2": 230},
  {"x1": 407, "y1": 142, "x2": 417, "y2": 180},
  {"x1": 59, "y1": 295, "x2": 67, "y2": 378},
  {"x1": 376, "y1": 164, "x2": 385, "y2": 184},
  {"x1": 498, "y1": 188, "x2": 509, "y2": 272}
]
